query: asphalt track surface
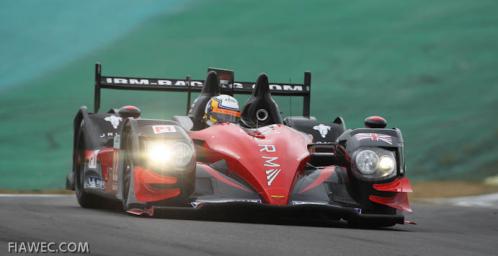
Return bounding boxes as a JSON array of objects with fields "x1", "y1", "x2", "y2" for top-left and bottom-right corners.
[{"x1": 0, "y1": 195, "x2": 497, "y2": 256}]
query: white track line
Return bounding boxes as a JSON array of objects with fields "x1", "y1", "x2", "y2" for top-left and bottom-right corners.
[
  {"x1": 445, "y1": 193, "x2": 498, "y2": 209},
  {"x1": 0, "y1": 194, "x2": 73, "y2": 198},
  {"x1": 419, "y1": 193, "x2": 498, "y2": 209}
]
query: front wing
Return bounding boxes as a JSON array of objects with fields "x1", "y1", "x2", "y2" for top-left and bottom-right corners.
[{"x1": 126, "y1": 163, "x2": 411, "y2": 225}]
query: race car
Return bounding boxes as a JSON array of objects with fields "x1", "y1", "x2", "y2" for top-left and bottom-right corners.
[{"x1": 66, "y1": 63, "x2": 413, "y2": 227}]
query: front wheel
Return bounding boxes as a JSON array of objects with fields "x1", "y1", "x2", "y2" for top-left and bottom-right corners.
[
  {"x1": 121, "y1": 129, "x2": 141, "y2": 211},
  {"x1": 121, "y1": 153, "x2": 133, "y2": 210}
]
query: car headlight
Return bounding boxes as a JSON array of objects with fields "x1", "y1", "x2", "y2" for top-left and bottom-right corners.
[
  {"x1": 171, "y1": 142, "x2": 195, "y2": 167},
  {"x1": 144, "y1": 140, "x2": 194, "y2": 170},
  {"x1": 378, "y1": 155, "x2": 395, "y2": 175},
  {"x1": 354, "y1": 148, "x2": 396, "y2": 180},
  {"x1": 355, "y1": 150, "x2": 379, "y2": 175}
]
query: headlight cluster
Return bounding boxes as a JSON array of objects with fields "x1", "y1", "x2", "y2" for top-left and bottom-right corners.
[
  {"x1": 353, "y1": 148, "x2": 396, "y2": 180},
  {"x1": 143, "y1": 140, "x2": 194, "y2": 171}
]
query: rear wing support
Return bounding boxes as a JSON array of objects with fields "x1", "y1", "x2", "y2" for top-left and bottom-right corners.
[
  {"x1": 303, "y1": 71, "x2": 311, "y2": 117},
  {"x1": 94, "y1": 63, "x2": 102, "y2": 113},
  {"x1": 93, "y1": 63, "x2": 312, "y2": 117}
]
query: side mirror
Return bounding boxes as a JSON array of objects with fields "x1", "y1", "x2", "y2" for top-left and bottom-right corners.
[{"x1": 364, "y1": 116, "x2": 387, "y2": 128}]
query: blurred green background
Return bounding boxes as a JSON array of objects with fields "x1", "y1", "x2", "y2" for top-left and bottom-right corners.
[{"x1": 1, "y1": 0, "x2": 497, "y2": 189}]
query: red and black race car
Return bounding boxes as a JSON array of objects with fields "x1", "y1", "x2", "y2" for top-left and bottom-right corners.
[{"x1": 66, "y1": 64, "x2": 412, "y2": 227}]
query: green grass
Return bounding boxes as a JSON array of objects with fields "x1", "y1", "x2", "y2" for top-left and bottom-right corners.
[{"x1": 1, "y1": 0, "x2": 497, "y2": 189}]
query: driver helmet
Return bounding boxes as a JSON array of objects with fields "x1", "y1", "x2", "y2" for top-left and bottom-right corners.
[{"x1": 204, "y1": 94, "x2": 240, "y2": 126}]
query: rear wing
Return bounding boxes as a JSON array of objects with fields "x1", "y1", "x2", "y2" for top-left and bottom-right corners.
[{"x1": 94, "y1": 63, "x2": 311, "y2": 117}]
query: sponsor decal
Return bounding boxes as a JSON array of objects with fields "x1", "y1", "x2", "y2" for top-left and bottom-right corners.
[
  {"x1": 217, "y1": 94, "x2": 239, "y2": 110},
  {"x1": 259, "y1": 143, "x2": 282, "y2": 186},
  {"x1": 291, "y1": 201, "x2": 330, "y2": 206},
  {"x1": 100, "y1": 132, "x2": 118, "y2": 138},
  {"x1": 265, "y1": 169, "x2": 281, "y2": 186},
  {"x1": 250, "y1": 126, "x2": 284, "y2": 186},
  {"x1": 152, "y1": 125, "x2": 176, "y2": 134},
  {"x1": 87, "y1": 150, "x2": 99, "y2": 169},
  {"x1": 105, "y1": 77, "x2": 194, "y2": 87},
  {"x1": 102, "y1": 77, "x2": 307, "y2": 92},
  {"x1": 355, "y1": 133, "x2": 393, "y2": 145},
  {"x1": 113, "y1": 134, "x2": 121, "y2": 149},
  {"x1": 84, "y1": 176, "x2": 104, "y2": 189},
  {"x1": 313, "y1": 124, "x2": 331, "y2": 138},
  {"x1": 104, "y1": 115, "x2": 122, "y2": 129},
  {"x1": 220, "y1": 79, "x2": 231, "y2": 88},
  {"x1": 191, "y1": 199, "x2": 262, "y2": 208},
  {"x1": 257, "y1": 125, "x2": 279, "y2": 135}
]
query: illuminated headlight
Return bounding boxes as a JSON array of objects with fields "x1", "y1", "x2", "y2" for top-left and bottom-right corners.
[
  {"x1": 354, "y1": 149, "x2": 396, "y2": 179},
  {"x1": 144, "y1": 140, "x2": 194, "y2": 170},
  {"x1": 378, "y1": 155, "x2": 395, "y2": 175}
]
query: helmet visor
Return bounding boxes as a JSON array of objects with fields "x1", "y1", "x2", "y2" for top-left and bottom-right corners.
[{"x1": 211, "y1": 109, "x2": 240, "y2": 124}]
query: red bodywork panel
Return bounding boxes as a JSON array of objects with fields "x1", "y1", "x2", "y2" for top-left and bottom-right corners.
[
  {"x1": 191, "y1": 124, "x2": 312, "y2": 205},
  {"x1": 370, "y1": 177, "x2": 413, "y2": 212},
  {"x1": 369, "y1": 193, "x2": 412, "y2": 213},
  {"x1": 198, "y1": 163, "x2": 251, "y2": 192},
  {"x1": 373, "y1": 177, "x2": 413, "y2": 193},
  {"x1": 133, "y1": 166, "x2": 180, "y2": 202},
  {"x1": 97, "y1": 148, "x2": 115, "y2": 193},
  {"x1": 87, "y1": 124, "x2": 413, "y2": 213},
  {"x1": 89, "y1": 147, "x2": 181, "y2": 202},
  {"x1": 97, "y1": 148, "x2": 114, "y2": 182}
]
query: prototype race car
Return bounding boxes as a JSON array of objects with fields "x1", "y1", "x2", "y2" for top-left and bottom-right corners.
[{"x1": 66, "y1": 63, "x2": 413, "y2": 227}]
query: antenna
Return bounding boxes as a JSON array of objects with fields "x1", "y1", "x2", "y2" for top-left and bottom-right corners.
[
  {"x1": 288, "y1": 77, "x2": 293, "y2": 118},
  {"x1": 185, "y1": 75, "x2": 192, "y2": 115},
  {"x1": 303, "y1": 71, "x2": 311, "y2": 117}
]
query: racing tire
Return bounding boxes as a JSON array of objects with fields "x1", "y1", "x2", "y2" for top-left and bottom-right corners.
[
  {"x1": 75, "y1": 161, "x2": 103, "y2": 209},
  {"x1": 122, "y1": 151, "x2": 133, "y2": 211},
  {"x1": 121, "y1": 128, "x2": 141, "y2": 211}
]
